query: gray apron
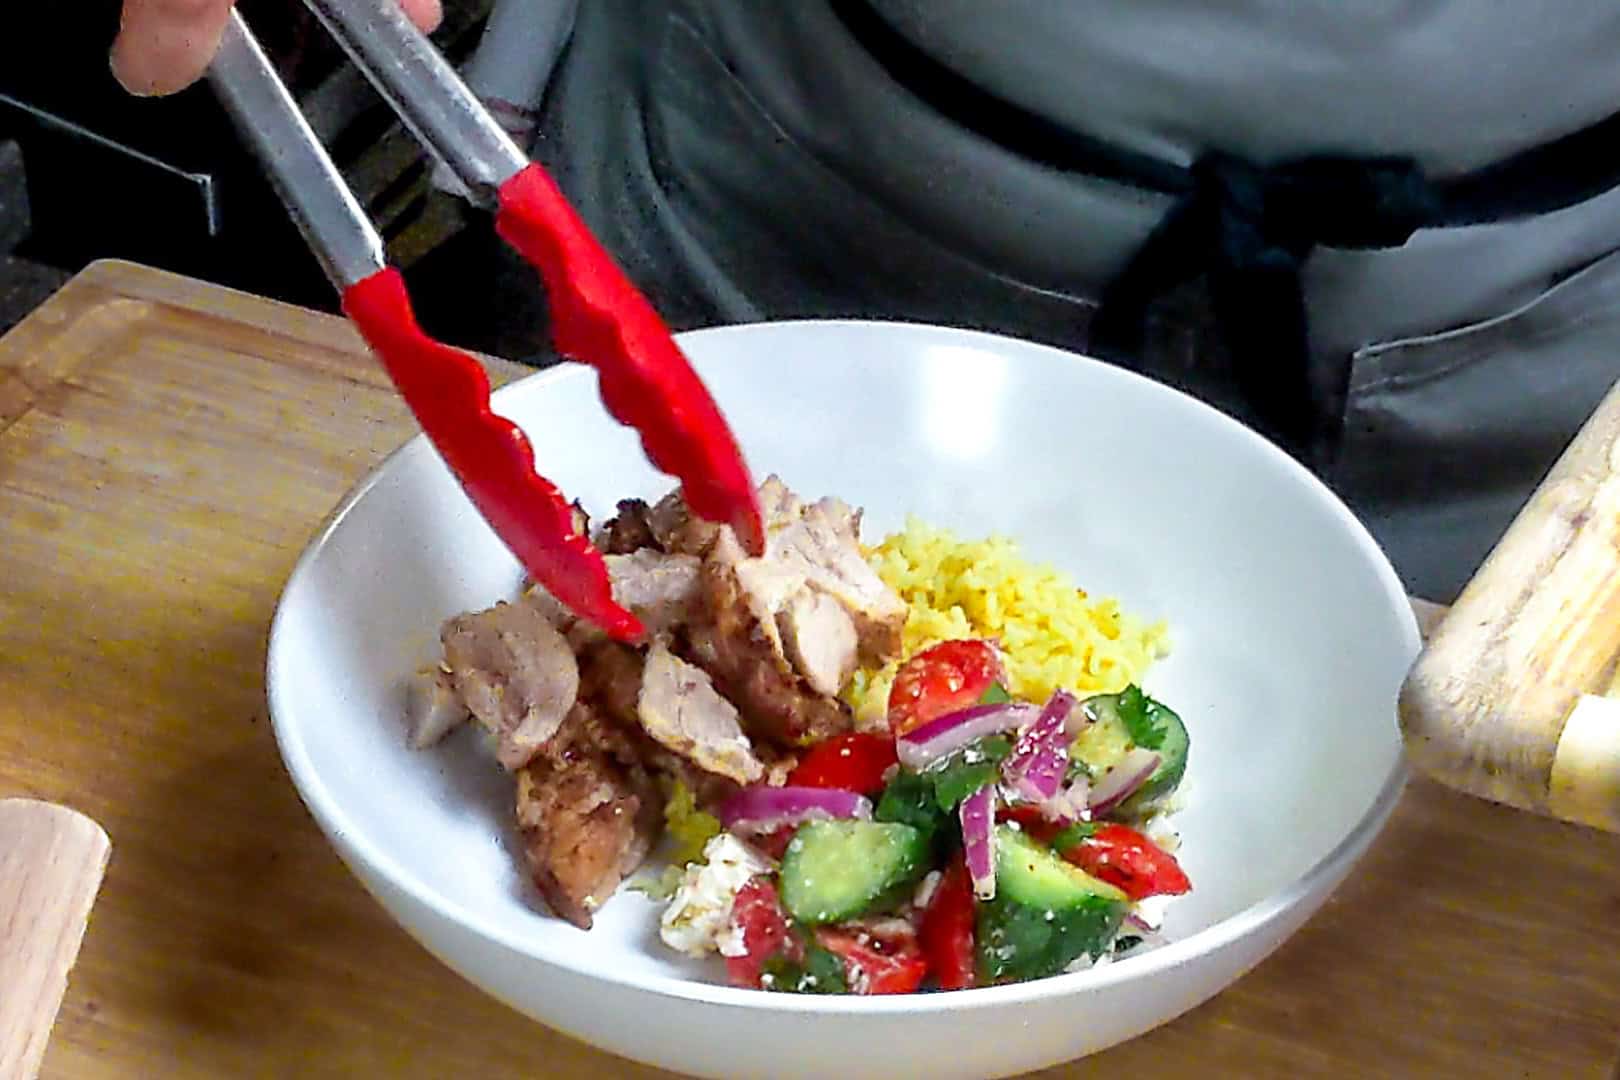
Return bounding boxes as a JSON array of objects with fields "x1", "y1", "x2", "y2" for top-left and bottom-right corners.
[{"x1": 522, "y1": 0, "x2": 1620, "y2": 603}]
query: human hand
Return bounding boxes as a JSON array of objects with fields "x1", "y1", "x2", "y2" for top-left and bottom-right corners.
[{"x1": 110, "y1": 0, "x2": 444, "y2": 97}]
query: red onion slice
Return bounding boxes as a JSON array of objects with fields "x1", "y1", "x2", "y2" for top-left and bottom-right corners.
[
  {"x1": 960, "y1": 785, "x2": 997, "y2": 900},
  {"x1": 1125, "y1": 910, "x2": 1162, "y2": 934},
  {"x1": 1087, "y1": 748, "x2": 1161, "y2": 817},
  {"x1": 896, "y1": 702, "x2": 1040, "y2": 771},
  {"x1": 1064, "y1": 699, "x2": 1096, "y2": 739},
  {"x1": 1118, "y1": 912, "x2": 1167, "y2": 953},
  {"x1": 718, "y1": 785, "x2": 872, "y2": 835},
  {"x1": 1036, "y1": 775, "x2": 1091, "y2": 825},
  {"x1": 1002, "y1": 690, "x2": 1076, "y2": 802}
]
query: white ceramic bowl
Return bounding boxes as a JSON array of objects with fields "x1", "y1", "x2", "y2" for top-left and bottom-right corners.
[{"x1": 267, "y1": 320, "x2": 1417, "y2": 1080}]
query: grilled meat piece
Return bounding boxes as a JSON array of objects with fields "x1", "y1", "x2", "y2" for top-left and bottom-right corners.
[
  {"x1": 575, "y1": 640, "x2": 742, "y2": 809},
  {"x1": 524, "y1": 548, "x2": 704, "y2": 649},
  {"x1": 778, "y1": 590, "x2": 860, "y2": 698},
  {"x1": 687, "y1": 537, "x2": 853, "y2": 747},
  {"x1": 405, "y1": 666, "x2": 469, "y2": 748},
  {"x1": 675, "y1": 477, "x2": 905, "y2": 728},
  {"x1": 758, "y1": 482, "x2": 906, "y2": 662},
  {"x1": 606, "y1": 550, "x2": 703, "y2": 637},
  {"x1": 431, "y1": 476, "x2": 903, "y2": 930},
  {"x1": 600, "y1": 498, "x2": 660, "y2": 555},
  {"x1": 637, "y1": 639, "x2": 765, "y2": 785},
  {"x1": 647, "y1": 486, "x2": 722, "y2": 557},
  {"x1": 514, "y1": 702, "x2": 661, "y2": 929},
  {"x1": 440, "y1": 595, "x2": 580, "y2": 770}
]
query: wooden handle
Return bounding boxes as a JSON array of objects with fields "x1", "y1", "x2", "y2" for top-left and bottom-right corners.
[
  {"x1": 0, "y1": 800, "x2": 111, "y2": 1080},
  {"x1": 1401, "y1": 376, "x2": 1620, "y2": 831}
]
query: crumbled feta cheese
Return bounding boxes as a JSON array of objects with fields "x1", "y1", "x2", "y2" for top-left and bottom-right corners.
[
  {"x1": 659, "y1": 833, "x2": 774, "y2": 957},
  {"x1": 1130, "y1": 894, "x2": 1173, "y2": 932},
  {"x1": 1136, "y1": 786, "x2": 1190, "y2": 853},
  {"x1": 715, "y1": 920, "x2": 750, "y2": 958},
  {"x1": 1064, "y1": 949, "x2": 1113, "y2": 974}
]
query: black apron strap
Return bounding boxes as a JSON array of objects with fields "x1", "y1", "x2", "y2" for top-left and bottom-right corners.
[{"x1": 1090, "y1": 153, "x2": 1441, "y2": 448}]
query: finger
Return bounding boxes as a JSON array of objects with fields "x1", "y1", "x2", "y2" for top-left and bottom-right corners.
[
  {"x1": 111, "y1": 0, "x2": 441, "y2": 99},
  {"x1": 110, "y1": 0, "x2": 236, "y2": 97},
  {"x1": 398, "y1": 0, "x2": 444, "y2": 33}
]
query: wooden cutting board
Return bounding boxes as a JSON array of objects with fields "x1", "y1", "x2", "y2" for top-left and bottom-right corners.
[
  {"x1": 3, "y1": 260, "x2": 1619, "y2": 1079},
  {"x1": 1403, "y1": 377, "x2": 1620, "y2": 833}
]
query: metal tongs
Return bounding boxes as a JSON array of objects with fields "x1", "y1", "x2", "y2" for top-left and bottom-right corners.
[{"x1": 207, "y1": 2, "x2": 764, "y2": 642}]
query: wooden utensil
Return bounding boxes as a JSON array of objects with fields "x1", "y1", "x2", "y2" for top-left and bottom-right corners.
[
  {"x1": 0, "y1": 800, "x2": 111, "y2": 1080},
  {"x1": 1402, "y1": 375, "x2": 1620, "y2": 832}
]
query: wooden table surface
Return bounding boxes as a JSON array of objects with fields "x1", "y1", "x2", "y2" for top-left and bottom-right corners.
[{"x1": 3, "y1": 260, "x2": 1619, "y2": 1079}]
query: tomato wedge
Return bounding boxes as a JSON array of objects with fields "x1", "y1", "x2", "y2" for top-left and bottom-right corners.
[
  {"x1": 725, "y1": 877, "x2": 795, "y2": 988},
  {"x1": 814, "y1": 924, "x2": 928, "y2": 995},
  {"x1": 887, "y1": 640, "x2": 1007, "y2": 736},
  {"x1": 787, "y1": 732, "x2": 898, "y2": 794},
  {"x1": 1055, "y1": 823, "x2": 1191, "y2": 900},
  {"x1": 919, "y1": 854, "x2": 976, "y2": 990}
]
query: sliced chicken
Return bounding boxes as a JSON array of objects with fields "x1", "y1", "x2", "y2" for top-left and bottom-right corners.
[
  {"x1": 638, "y1": 639, "x2": 765, "y2": 785},
  {"x1": 575, "y1": 641, "x2": 744, "y2": 809},
  {"x1": 523, "y1": 548, "x2": 703, "y2": 649},
  {"x1": 607, "y1": 550, "x2": 702, "y2": 635},
  {"x1": 714, "y1": 526, "x2": 862, "y2": 692},
  {"x1": 778, "y1": 590, "x2": 859, "y2": 697},
  {"x1": 440, "y1": 596, "x2": 580, "y2": 771},
  {"x1": 687, "y1": 545, "x2": 853, "y2": 747},
  {"x1": 428, "y1": 476, "x2": 903, "y2": 932},
  {"x1": 679, "y1": 479, "x2": 894, "y2": 746},
  {"x1": 769, "y1": 494, "x2": 907, "y2": 662},
  {"x1": 685, "y1": 626, "x2": 851, "y2": 748},
  {"x1": 515, "y1": 703, "x2": 661, "y2": 929},
  {"x1": 405, "y1": 666, "x2": 469, "y2": 748},
  {"x1": 704, "y1": 476, "x2": 905, "y2": 685}
]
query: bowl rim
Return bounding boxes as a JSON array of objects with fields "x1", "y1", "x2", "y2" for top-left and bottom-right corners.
[{"x1": 266, "y1": 317, "x2": 1419, "y2": 1015}]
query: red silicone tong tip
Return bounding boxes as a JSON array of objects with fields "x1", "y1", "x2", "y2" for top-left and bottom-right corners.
[
  {"x1": 494, "y1": 164, "x2": 766, "y2": 558},
  {"x1": 342, "y1": 268, "x2": 645, "y2": 642},
  {"x1": 729, "y1": 500, "x2": 766, "y2": 559}
]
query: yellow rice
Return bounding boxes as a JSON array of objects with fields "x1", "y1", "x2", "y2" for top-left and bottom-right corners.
[{"x1": 846, "y1": 517, "x2": 1170, "y2": 727}]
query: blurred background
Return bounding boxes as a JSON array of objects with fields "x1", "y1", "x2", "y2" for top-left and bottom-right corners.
[{"x1": 1, "y1": 0, "x2": 545, "y2": 358}]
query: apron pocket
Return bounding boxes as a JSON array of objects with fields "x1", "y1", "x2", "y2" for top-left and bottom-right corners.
[{"x1": 1331, "y1": 247, "x2": 1620, "y2": 601}]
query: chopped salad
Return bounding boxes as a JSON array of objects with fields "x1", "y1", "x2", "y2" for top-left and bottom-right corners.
[{"x1": 658, "y1": 639, "x2": 1190, "y2": 993}]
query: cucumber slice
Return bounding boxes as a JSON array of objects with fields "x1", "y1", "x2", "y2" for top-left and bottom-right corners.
[
  {"x1": 996, "y1": 824, "x2": 1126, "y2": 907},
  {"x1": 977, "y1": 895, "x2": 1125, "y2": 982},
  {"x1": 1123, "y1": 703, "x2": 1188, "y2": 812},
  {"x1": 977, "y1": 825, "x2": 1127, "y2": 982},
  {"x1": 1075, "y1": 687, "x2": 1189, "y2": 813},
  {"x1": 779, "y1": 820, "x2": 928, "y2": 925}
]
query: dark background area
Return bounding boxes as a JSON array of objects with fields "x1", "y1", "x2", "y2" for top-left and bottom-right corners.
[{"x1": 0, "y1": 0, "x2": 546, "y2": 359}]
